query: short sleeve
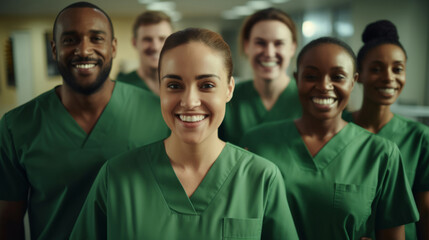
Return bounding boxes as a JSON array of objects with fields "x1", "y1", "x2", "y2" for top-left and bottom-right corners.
[
  {"x1": 412, "y1": 131, "x2": 429, "y2": 192},
  {"x1": 69, "y1": 163, "x2": 109, "y2": 239},
  {"x1": 375, "y1": 146, "x2": 419, "y2": 229},
  {"x1": 261, "y1": 167, "x2": 299, "y2": 240},
  {"x1": 0, "y1": 115, "x2": 29, "y2": 200}
]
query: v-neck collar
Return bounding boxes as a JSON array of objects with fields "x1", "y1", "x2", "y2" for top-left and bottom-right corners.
[
  {"x1": 288, "y1": 122, "x2": 363, "y2": 171},
  {"x1": 49, "y1": 82, "x2": 119, "y2": 148},
  {"x1": 251, "y1": 80, "x2": 299, "y2": 120},
  {"x1": 150, "y1": 142, "x2": 241, "y2": 215}
]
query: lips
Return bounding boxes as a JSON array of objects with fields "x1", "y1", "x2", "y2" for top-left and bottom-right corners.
[
  {"x1": 377, "y1": 87, "x2": 396, "y2": 95},
  {"x1": 312, "y1": 97, "x2": 336, "y2": 105},
  {"x1": 260, "y1": 61, "x2": 277, "y2": 67},
  {"x1": 178, "y1": 114, "x2": 206, "y2": 123}
]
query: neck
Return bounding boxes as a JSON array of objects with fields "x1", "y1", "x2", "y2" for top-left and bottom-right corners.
[
  {"x1": 164, "y1": 133, "x2": 225, "y2": 170},
  {"x1": 137, "y1": 66, "x2": 159, "y2": 95},
  {"x1": 253, "y1": 74, "x2": 290, "y2": 110},
  {"x1": 353, "y1": 97, "x2": 393, "y2": 133},
  {"x1": 296, "y1": 114, "x2": 347, "y2": 139},
  {"x1": 57, "y1": 80, "x2": 115, "y2": 133}
]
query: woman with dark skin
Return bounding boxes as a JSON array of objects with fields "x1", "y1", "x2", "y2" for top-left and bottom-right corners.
[
  {"x1": 350, "y1": 20, "x2": 429, "y2": 240},
  {"x1": 241, "y1": 37, "x2": 419, "y2": 239}
]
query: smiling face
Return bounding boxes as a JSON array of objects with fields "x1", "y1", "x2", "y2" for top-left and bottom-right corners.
[
  {"x1": 133, "y1": 21, "x2": 172, "y2": 71},
  {"x1": 244, "y1": 20, "x2": 296, "y2": 82},
  {"x1": 295, "y1": 43, "x2": 356, "y2": 120},
  {"x1": 52, "y1": 7, "x2": 117, "y2": 95},
  {"x1": 359, "y1": 44, "x2": 406, "y2": 106},
  {"x1": 159, "y1": 41, "x2": 234, "y2": 145}
]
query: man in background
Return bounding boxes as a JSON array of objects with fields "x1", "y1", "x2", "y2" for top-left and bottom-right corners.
[
  {"x1": 0, "y1": 2, "x2": 168, "y2": 239},
  {"x1": 116, "y1": 10, "x2": 173, "y2": 96}
]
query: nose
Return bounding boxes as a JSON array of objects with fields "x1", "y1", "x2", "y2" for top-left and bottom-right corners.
[
  {"x1": 180, "y1": 87, "x2": 201, "y2": 108},
  {"x1": 264, "y1": 43, "x2": 276, "y2": 57},
  {"x1": 316, "y1": 76, "x2": 334, "y2": 92},
  {"x1": 74, "y1": 38, "x2": 94, "y2": 57},
  {"x1": 384, "y1": 69, "x2": 395, "y2": 82}
]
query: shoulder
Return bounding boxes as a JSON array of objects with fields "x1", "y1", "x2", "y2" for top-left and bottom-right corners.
[
  {"x1": 225, "y1": 143, "x2": 281, "y2": 177},
  {"x1": 107, "y1": 140, "x2": 163, "y2": 171},
  {"x1": 115, "y1": 70, "x2": 137, "y2": 81},
  {"x1": 242, "y1": 119, "x2": 292, "y2": 145},
  {"x1": 231, "y1": 80, "x2": 254, "y2": 97},
  {"x1": 2, "y1": 89, "x2": 56, "y2": 129},
  {"x1": 114, "y1": 81, "x2": 158, "y2": 102},
  {"x1": 394, "y1": 114, "x2": 429, "y2": 136}
]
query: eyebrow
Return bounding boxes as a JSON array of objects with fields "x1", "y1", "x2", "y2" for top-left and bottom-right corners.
[
  {"x1": 371, "y1": 60, "x2": 405, "y2": 65},
  {"x1": 60, "y1": 30, "x2": 107, "y2": 37},
  {"x1": 161, "y1": 74, "x2": 220, "y2": 81}
]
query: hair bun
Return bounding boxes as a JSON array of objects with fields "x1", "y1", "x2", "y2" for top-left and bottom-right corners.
[{"x1": 362, "y1": 20, "x2": 399, "y2": 43}]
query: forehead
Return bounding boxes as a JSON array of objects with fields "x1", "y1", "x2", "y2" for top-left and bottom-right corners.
[
  {"x1": 56, "y1": 7, "x2": 111, "y2": 37},
  {"x1": 366, "y1": 44, "x2": 406, "y2": 62},
  {"x1": 249, "y1": 20, "x2": 292, "y2": 40},
  {"x1": 161, "y1": 42, "x2": 225, "y2": 74},
  {"x1": 300, "y1": 43, "x2": 354, "y2": 69},
  {"x1": 136, "y1": 21, "x2": 172, "y2": 37}
]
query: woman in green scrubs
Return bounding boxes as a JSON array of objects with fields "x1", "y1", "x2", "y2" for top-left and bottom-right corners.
[
  {"x1": 70, "y1": 28, "x2": 299, "y2": 239},
  {"x1": 219, "y1": 8, "x2": 301, "y2": 145},
  {"x1": 241, "y1": 37, "x2": 419, "y2": 239},
  {"x1": 347, "y1": 20, "x2": 429, "y2": 239}
]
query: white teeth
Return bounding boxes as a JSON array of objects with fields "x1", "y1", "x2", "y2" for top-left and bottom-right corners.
[
  {"x1": 260, "y1": 61, "x2": 277, "y2": 67},
  {"x1": 75, "y1": 64, "x2": 95, "y2": 69},
  {"x1": 378, "y1": 88, "x2": 395, "y2": 94},
  {"x1": 179, "y1": 115, "x2": 205, "y2": 122},
  {"x1": 312, "y1": 98, "x2": 335, "y2": 105}
]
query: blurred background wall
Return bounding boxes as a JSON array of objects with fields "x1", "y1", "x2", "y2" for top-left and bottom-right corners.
[{"x1": 0, "y1": 0, "x2": 428, "y2": 122}]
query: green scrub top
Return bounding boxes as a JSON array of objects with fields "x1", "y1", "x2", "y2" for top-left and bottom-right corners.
[
  {"x1": 0, "y1": 81, "x2": 169, "y2": 240},
  {"x1": 69, "y1": 141, "x2": 299, "y2": 240},
  {"x1": 219, "y1": 80, "x2": 301, "y2": 145},
  {"x1": 346, "y1": 113, "x2": 429, "y2": 239},
  {"x1": 116, "y1": 70, "x2": 153, "y2": 94},
  {"x1": 241, "y1": 120, "x2": 419, "y2": 239}
]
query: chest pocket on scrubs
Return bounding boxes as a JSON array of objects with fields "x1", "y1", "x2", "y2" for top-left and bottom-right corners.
[
  {"x1": 223, "y1": 218, "x2": 263, "y2": 240},
  {"x1": 333, "y1": 183, "x2": 376, "y2": 231}
]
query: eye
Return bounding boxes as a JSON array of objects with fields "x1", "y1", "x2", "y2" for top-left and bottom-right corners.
[
  {"x1": 393, "y1": 66, "x2": 404, "y2": 74},
  {"x1": 63, "y1": 37, "x2": 76, "y2": 45},
  {"x1": 274, "y1": 41, "x2": 284, "y2": 47},
  {"x1": 332, "y1": 74, "x2": 346, "y2": 82},
  {"x1": 166, "y1": 82, "x2": 182, "y2": 90},
  {"x1": 200, "y1": 82, "x2": 215, "y2": 89},
  {"x1": 370, "y1": 66, "x2": 381, "y2": 73},
  {"x1": 92, "y1": 36, "x2": 105, "y2": 42},
  {"x1": 303, "y1": 74, "x2": 318, "y2": 81},
  {"x1": 255, "y1": 40, "x2": 266, "y2": 47}
]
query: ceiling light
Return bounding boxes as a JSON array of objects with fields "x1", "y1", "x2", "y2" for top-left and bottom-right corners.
[
  {"x1": 146, "y1": 1, "x2": 176, "y2": 11},
  {"x1": 247, "y1": 1, "x2": 272, "y2": 10},
  {"x1": 270, "y1": 0, "x2": 291, "y2": 3},
  {"x1": 233, "y1": 6, "x2": 254, "y2": 16}
]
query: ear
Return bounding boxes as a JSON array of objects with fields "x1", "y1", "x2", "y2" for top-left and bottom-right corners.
[
  {"x1": 352, "y1": 72, "x2": 359, "y2": 88},
  {"x1": 290, "y1": 42, "x2": 297, "y2": 57},
  {"x1": 293, "y1": 71, "x2": 298, "y2": 83},
  {"x1": 132, "y1": 37, "x2": 137, "y2": 48},
  {"x1": 111, "y1": 38, "x2": 118, "y2": 58},
  {"x1": 226, "y1": 77, "x2": 235, "y2": 102},
  {"x1": 51, "y1": 40, "x2": 57, "y2": 61},
  {"x1": 243, "y1": 40, "x2": 250, "y2": 57}
]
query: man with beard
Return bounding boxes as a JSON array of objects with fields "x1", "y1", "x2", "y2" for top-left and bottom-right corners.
[
  {"x1": 116, "y1": 10, "x2": 173, "y2": 96},
  {"x1": 0, "y1": 2, "x2": 169, "y2": 239}
]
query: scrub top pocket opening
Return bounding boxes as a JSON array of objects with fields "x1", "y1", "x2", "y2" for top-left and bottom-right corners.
[
  {"x1": 333, "y1": 183, "x2": 376, "y2": 234},
  {"x1": 223, "y1": 217, "x2": 263, "y2": 240}
]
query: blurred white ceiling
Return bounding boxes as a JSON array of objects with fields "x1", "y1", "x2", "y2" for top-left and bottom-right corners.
[{"x1": 0, "y1": 0, "x2": 350, "y2": 20}]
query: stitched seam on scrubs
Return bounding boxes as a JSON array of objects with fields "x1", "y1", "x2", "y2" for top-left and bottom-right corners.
[{"x1": 199, "y1": 144, "x2": 246, "y2": 213}]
